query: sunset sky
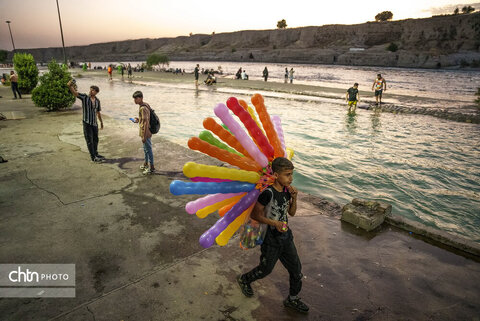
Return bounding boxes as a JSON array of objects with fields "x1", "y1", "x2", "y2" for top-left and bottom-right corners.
[{"x1": 0, "y1": 0, "x2": 478, "y2": 50}]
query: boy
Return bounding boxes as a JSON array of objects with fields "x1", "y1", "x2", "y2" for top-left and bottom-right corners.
[
  {"x1": 372, "y1": 73, "x2": 387, "y2": 105},
  {"x1": 237, "y1": 157, "x2": 309, "y2": 313},
  {"x1": 67, "y1": 80, "x2": 105, "y2": 163},
  {"x1": 132, "y1": 91, "x2": 155, "y2": 175},
  {"x1": 10, "y1": 70, "x2": 22, "y2": 99},
  {"x1": 346, "y1": 83, "x2": 360, "y2": 114}
]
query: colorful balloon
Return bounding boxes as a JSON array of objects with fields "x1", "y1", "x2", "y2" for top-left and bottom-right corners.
[
  {"x1": 169, "y1": 180, "x2": 255, "y2": 196},
  {"x1": 286, "y1": 147, "x2": 294, "y2": 160},
  {"x1": 214, "y1": 103, "x2": 268, "y2": 168},
  {"x1": 218, "y1": 200, "x2": 237, "y2": 217},
  {"x1": 185, "y1": 192, "x2": 243, "y2": 214},
  {"x1": 188, "y1": 137, "x2": 261, "y2": 172},
  {"x1": 199, "y1": 189, "x2": 260, "y2": 248},
  {"x1": 203, "y1": 117, "x2": 252, "y2": 160},
  {"x1": 190, "y1": 177, "x2": 232, "y2": 183},
  {"x1": 196, "y1": 193, "x2": 245, "y2": 218},
  {"x1": 183, "y1": 162, "x2": 260, "y2": 183},
  {"x1": 239, "y1": 99, "x2": 264, "y2": 134},
  {"x1": 215, "y1": 203, "x2": 254, "y2": 246},
  {"x1": 251, "y1": 94, "x2": 284, "y2": 158},
  {"x1": 199, "y1": 131, "x2": 243, "y2": 157},
  {"x1": 226, "y1": 97, "x2": 274, "y2": 159},
  {"x1": 271, "y1": 115, "x2": 287, "y2": 157}
]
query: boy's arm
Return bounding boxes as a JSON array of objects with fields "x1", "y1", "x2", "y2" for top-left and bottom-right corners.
[
  {"x1": 383, "y1": 79, "x2": 387, "y2": 91},
  {"x1": 67, "y1": 80, "x2": 79, "y2": 97},
  {"x1": 345, "y1": 92, "x2": 349, "y2": 101},
  {"x1": 140, "y1": 107, "x2": 148, "y2": 142},
  {"x1": 251, "y1": 202, "x2": 285, "y2": 232},
  {"x1": 97, "y1": 111, "x2": 104, "y2": 129},
  {"x1": 357, "y1": 92, "x2": 360, "y2": 102},
  {"x1": 288, "y1": 185, "x2": 298, "y2": 216}
]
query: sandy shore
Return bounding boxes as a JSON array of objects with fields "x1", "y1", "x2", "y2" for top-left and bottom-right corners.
[{"x1": 0, "y1": 84, "x2": 479, "y2": 320}]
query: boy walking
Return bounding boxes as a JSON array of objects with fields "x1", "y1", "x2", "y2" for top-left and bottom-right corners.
[
  {"x1": 372, "y1": 73, "x2": 387, "y2": 105},
  {"x1": 10, "y1": 71, "x2": 22, "y2": 99},
  {"x1": 237, "y1": 157, "x2": 309, "y2": 313},
  {"x1": 67, "y1": 80, "x2": 105, "y2": 163},
  {"x1": 346, "y1": 83, "x2": 360, "y2": 114},
  {"x1": 132, "y1": 91, "x2": 155, "y2": 175}
]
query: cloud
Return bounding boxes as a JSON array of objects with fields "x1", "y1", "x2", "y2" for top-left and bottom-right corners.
[{"x1": 425, "y1": 2, "x2": 480, "y2": 15}]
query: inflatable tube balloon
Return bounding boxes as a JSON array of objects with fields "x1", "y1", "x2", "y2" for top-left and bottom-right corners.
[
  {"x1": 271, "y1": 115, "x2": 287, "y2": 157},
  {"x1": 199, "y1": 189, "x2": 260, "y2": 248},
  {"x1": 183, "y1": 162, "x2": 260, "y2": 183},
  {"x1": 239, "y1": 99, "x2": 264, "y2": 133},
  {"x1": 218, "y1": 200, "x2": 237, "y2": 217},
  {"x1": 251, "y1": 94, "x2": 284, "y2": 158},
  {"x1": 185, "y1": 192, "x2": 243, "y2": 214},
  {"x1": 169, "y1": 180, "x2": 255, "y2": 196},
  {"x1": 203, "y1": 117, "x2": 252, "y2": 160},
  {"x1": 215, "y1": 203, "x2": 254, "y2": 246},
  {"x1": 196, "y1": 193, "x2": 245, "y2": 218},
  {"x1": 190, "y1": 177, "x2": 232, "y2": 183},
  {"x1": 199, "y1": 131, "x2": 243, "y2": 157},
  {"x1": 226, "y1": 97, "x2": 274, "y2": 159},
  {"x1": 286, "y1": 147, "x2": 295, "y2": 160},
  {"x1": 188, "y1": 137, "x2": 261, "y2": 172},
  {"x1": 214, "y1": 103, "x2": 268, "y2": 168}
]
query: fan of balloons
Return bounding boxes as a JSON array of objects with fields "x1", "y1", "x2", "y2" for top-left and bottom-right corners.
[{"x1": 169, "y1": 94, "x2": 294, "y2": 248}]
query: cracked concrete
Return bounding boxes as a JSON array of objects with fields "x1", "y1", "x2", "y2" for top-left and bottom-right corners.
[{"x1": 0, "y1": 85, "x2": 479, "y2": 320}]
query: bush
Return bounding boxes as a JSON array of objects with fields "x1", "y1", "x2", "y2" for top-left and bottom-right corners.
[
  {"x1": 146, "y1": 53, "x2": 169, "y2": 70},
  {"x1": 13, "y1": 52, "x2": 38, "y2": 94},
  {"x1": 0, "y1": 50, "x2": 8, "y2": 63},
  {"x1": 31, "y1": 59, "x2": 75, "y2": 111},
  {"x1": 375, "y1": 11, "x2": 393, "y2": 22},
  {"x1": 386, "y1": 42, "x2": 398, "y2": 52},
  {"x1": 277, "y1": 19, "x2": 287, "y2": 29}
]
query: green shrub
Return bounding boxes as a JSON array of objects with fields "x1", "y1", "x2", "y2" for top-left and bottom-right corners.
[
  {"x1": 31, "y1": 59, "x2": 75, "y2": 111},
  {"x1": 146, "y1": 53, "x2": 169, "y2": 70},
  {"x1": 0, "y1": 50, "x2": 8, "y2": 63},
  {"x1": 231, "y1": 47, "x2": 236, "y2": 53},
  {"x1": 386, "y1": 42, "x2": 398, "y2": 52},
  {"x1": 13, "y1": 52, "x2": 38, "y2": 94}
]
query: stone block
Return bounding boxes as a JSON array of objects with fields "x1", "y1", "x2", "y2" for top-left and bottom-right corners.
[{"x1": 341, "y1": 199, "x2": 391, "y2": 231}]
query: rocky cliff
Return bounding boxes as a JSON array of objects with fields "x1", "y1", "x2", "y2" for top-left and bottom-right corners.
[{"x1": 10, "y1": 12, "x2": 480, "y2": 68}]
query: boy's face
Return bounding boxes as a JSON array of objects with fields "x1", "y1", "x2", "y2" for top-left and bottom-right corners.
[
  {"x1": 89, "y1": 88, "x2": 98, "y2": 96},
  {"x1": 133, "y1": 97, "x2": 142, "y2": 105},
  {"x1": 274, "y1": 169, "x2": 293, "y2": 187}
]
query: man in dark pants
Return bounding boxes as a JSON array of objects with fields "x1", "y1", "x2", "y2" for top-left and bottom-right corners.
[
  {"x1": 10, "y1": 71, "x2": 22, "y2": 99},
  {"x1": 67, "y1": 80, "x2": 105, "y2": 162}
]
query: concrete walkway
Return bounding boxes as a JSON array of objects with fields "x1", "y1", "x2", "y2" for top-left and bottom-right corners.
[{"x1": 0, "y1": 86, "x2": 479, "y2": 321}]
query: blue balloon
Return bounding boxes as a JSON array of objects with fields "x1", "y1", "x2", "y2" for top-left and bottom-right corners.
[
  {"x1": 199, "y1": 189, "x2": 260, "y2": 248},
  {"x1": 169, "y1": 180, "x2": 255, "y2": 196}
]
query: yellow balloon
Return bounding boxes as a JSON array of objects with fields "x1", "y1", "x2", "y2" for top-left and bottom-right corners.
[
  {"x1": 196, "y1": 194, "x2": 245, "y2": 218},
  {"x1": 215, "y1": 203, "x2": 254, "y2": 246},
  {"x1": 183, "y1": 162, "x2": 260, "y2": 183},
  {"x1": 286, "y1": 147, "x2": 294, "y2": 160}
]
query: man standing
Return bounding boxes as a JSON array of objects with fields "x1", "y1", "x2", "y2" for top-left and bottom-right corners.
[
  {"x1": 346, "y1": 83, "x2": 360, "y2": 114},
  {"x1": 194, "y1": 64, "x2": 200, "y2": 86},
  {"x1": 132, "y1": 91, "x2": 155, "y2": 175},
  {"x1": 372, "y1": 73, "x2": 387, "y2": 105},
  {"x1": 67, "y1": 80, "x2": 105, "y2": 163},
  {"x1": 127, "y1": 63, "x2": 132, "y2": 79},
  {"x1": 263, "y1": 67, "x2": 269, "y2": 82},
  {"x1": 10, "y1": 71, "x2": 22, "y2": 99}
]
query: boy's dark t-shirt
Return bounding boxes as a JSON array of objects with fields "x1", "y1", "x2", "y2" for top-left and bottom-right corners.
[
  {"x1": 258, "y1": 186, "x2": 291, "y2": 241},
  {"x1": 347, "y1": 87, "x2": 358, "y2": 101}
]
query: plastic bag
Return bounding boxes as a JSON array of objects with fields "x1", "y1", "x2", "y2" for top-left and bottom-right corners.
[{"x1": 239, "y1": 218, "x2": 267, "y2": 250}]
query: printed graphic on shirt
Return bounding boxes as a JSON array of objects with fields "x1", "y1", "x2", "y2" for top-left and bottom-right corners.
[{"x1": 258, "y1": 186, "x2": 291, "y2": 224}]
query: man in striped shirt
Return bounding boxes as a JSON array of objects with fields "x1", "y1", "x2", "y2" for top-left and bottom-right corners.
[{"x1": 67, "y1": 80, "x2": 105, "y2": 162}]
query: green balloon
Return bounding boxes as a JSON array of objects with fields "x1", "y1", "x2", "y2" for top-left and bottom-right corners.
[{"x1": 199, "y1": 131, "x2": 243, "y2": 156}]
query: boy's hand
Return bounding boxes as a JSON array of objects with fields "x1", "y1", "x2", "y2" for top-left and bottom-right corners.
[
  {"x1": 67, "y1": 80, "x2": 72, "y2": 86},
  {"x1": 134, "y1": 117, "x2": 139, "y2": 123},
  {"x1": 288, "y1": 185, "x2": 298, "y2": 199},
  {"x1": 274, "y1": 221, "x2": 288, "y2": 233}
]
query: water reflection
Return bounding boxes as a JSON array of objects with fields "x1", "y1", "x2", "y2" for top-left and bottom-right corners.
[
  {"x1": 344, "y1": 112, "x2": 357, "y2": 135},
  {"x1": 370, "y1": 109, "x2": 381, "y2": 134}
]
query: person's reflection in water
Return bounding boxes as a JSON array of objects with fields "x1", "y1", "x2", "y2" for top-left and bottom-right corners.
[
  {"x1": 370, "y1": 108, "x2": 381, "y2": 134},
  {"x1": 195, "y1": 86, "x2": 200, "y2": 98},
  {"x1": 344, "y1": 112, "x2": 357, "y2": 135}
]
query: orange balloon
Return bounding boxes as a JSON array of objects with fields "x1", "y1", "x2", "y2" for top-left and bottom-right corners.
[
  {"x1": 218, "y1": 200, "x2": 237, "y2": 217},
  {"x1": 238, "y1": 99, "x2": 249, "y2": 110},
  {"x1": 188, "y1": 137, "x2": 262, "y2": 172},
  {"x1": 251, "y1": 94, "x2": 284, "y2": 159},
  {"x1": 203, "y1": 117, "x2": 253, "y2": 160}
]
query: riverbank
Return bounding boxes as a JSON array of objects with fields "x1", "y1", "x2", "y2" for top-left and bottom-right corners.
[
  {"x1": 72, "y1": 68, "x2": 480, "y2": 124},
  {"x1": 0, "y1": 86, "x2": 479, "y2": 320}
]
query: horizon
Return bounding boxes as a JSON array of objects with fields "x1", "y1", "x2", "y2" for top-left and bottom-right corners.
[{"x1": 1, "y1": 0, "x2": 479, "y2": 50}]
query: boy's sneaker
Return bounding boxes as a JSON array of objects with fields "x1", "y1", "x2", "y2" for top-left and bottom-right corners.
[
  {"x1": 283, "y1": 297, "x2": 309, "y2": 313},
  {"x1": 92, "y1": 157, "x2": 103, "y2": 163},
  {"x1": 142, "y1": 168, "x2": 155, "y2": 175},
  {"x1": 236, "y1": 275, "x2": 253, "y2": 297},
  {"x1": 96, "y1": 154, "x2": 105, "y2": 159},
  {"x1": 139, "y1": 164, "x2": 148, "y2": 170}
]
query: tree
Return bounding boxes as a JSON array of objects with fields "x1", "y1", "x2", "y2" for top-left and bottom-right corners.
[
  {"x1": 0, "y1": 50, "x2": 8, "y2": 63},
  {"x1": 453, "y1": 7, "x2": 459, "y2": 15},
  {"x1": 386, "y1": 42, "x2": 398, "y2": 52},
  {"x1": 146, "y1": 53, "x2": 169, "y2": 70},
  {"x1": 31, "y1": 59, "x2": 75, "y2": 111},
  {"x1": 13, "y1": 52, "x2": 38, "y2": 94},
  {"x1": 461, "y1": 6, "x2": 475, "y2": 13},
  {"x1": 375, "y1": 11, "x2": 393, "y2": 22},
  {"x1": 277, "y1": 19, "x2": 287, "y2": 29}
]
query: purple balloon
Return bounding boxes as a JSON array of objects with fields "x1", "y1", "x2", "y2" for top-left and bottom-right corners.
[{"x1": 199, "y1": 189, "x2": 260, "y2": 248}]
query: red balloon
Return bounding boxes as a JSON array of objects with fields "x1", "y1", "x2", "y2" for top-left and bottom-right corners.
[{"x1": 251, "y1": 94, "x2": 284, "y2": 158}]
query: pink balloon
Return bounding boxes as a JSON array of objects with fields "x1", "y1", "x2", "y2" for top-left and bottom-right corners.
[
  {"x1": 214, "y1": 103, "x2": 268, "y2": 168},
  {"x1": 185, "y1": 192, "x2": 243, "y2": 214},
  {"x1": 190, "y1": 177, "x2": 233, "y2": 183},
  {"x1": 226, "y1": 97, "x2": 274, "y2": 159},
  {"x1": 271, "y1": 115, "x2": 287, "y2": 157}
]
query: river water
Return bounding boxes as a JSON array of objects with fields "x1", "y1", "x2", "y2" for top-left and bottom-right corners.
[{"x1": 73, "y1": 63, "x2": 479, "y2": 243}]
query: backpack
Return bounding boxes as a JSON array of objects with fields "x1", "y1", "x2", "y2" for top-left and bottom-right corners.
[{"x1": 148, "y1": 107, "x2": 161, "y2": 134}]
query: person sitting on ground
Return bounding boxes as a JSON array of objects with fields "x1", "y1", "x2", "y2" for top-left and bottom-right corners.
[
  {"x1": 235, "y1": 68, "x2": 242, "y2": 79},
  {"x1": 346, "y1": 83, "x2": 360, "y2": 114},
  {"x1": 241, "y1": 70, "x2": 249, "y2": 80},
  {"x1": 204, "y1": 72, "x2": 216, "y2": 85}
]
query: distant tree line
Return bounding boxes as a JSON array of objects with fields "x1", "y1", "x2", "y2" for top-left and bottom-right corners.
[{"x1": 453, "y1": 6, "x2": 475, "y2": 15}]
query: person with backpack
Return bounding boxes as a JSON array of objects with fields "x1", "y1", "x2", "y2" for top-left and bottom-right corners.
[{"x1": 132, "y1": 91, "x2": 157, "y2": 175}]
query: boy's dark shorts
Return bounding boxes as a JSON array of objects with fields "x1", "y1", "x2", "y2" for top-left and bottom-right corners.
[{"x1": 375, "y1": 89, "x2": 383, "y2": 96}]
